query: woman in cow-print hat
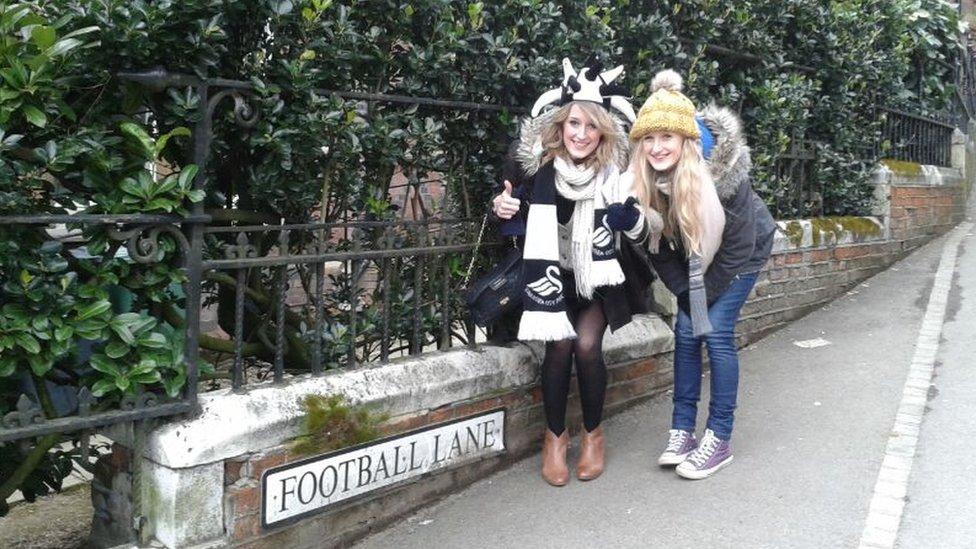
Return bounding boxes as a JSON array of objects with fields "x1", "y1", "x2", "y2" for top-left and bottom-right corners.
[{"x1": 490, "y1": 57, "x2": 653, "y2": 486}]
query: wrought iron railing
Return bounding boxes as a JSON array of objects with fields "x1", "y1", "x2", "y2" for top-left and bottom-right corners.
[
  {"x1": 878, "y1": 108, "x2": 955, "y2": 167},
  {"x1": 770, "y1": 137, "x2": 821, "y2": 218},
  {"x1": 200, "y1": 218, "x2": 487, "y2": 392}
]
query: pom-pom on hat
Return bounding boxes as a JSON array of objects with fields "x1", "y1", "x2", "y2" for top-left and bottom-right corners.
[{"x1": 629, "y1": 69, "x2": 700, "y2": 141}]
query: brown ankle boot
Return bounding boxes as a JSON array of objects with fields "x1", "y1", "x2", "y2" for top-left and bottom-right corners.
[
  {"x1": 541, "y1": 429, "x2": 570, "y2": 486},
  {"x1": 576, "y1": 425, "x2": 605, "y2": 481}
]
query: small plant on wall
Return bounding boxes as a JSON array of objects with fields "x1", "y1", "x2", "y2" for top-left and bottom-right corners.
[{"x1": 291, "y1": 394, "x2": 389, "y2": 456}]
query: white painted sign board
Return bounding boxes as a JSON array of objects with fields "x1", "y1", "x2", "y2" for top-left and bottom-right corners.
[{"x1": 262, "y1": 409, "x2": 505, "y2": 528}]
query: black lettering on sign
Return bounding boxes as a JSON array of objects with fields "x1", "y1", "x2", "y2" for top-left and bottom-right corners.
[
  {"x1": 318, "y1": 465, "x2": 338, "y2": 499},
  {"x1": 448, "y1": 431, "x2": 463, "y2": 460},
  {"x1": 466, "y1": 424, "x2": 481, "y2": 451},
  {"x1": 357, "y1": 455, "x2": 372, "y2": 488},
  {"x1": 482, "y1": 419, "x2": 496, "y2": 448},
  {"x1": 374, "y1": 451, "x2": 390, "y2": 481},
  {"x1": 338, "y1": 458, "x2": 356, "y2": 493},
  {"x1": 408, "y1": 441, "x2": 425, "y2": 471},
  {"x1": 278, "y1": 475, "x2": 297, "y2": 513},
  {"x1": 298, "y1": 471, "x2": 316, "y2": 505},
  {"x1": 431, "y1": 434, "x2": 446, "y2": 465},
  {"x1": 393, "y1": 445, "x2": 409, "y2": 475}
]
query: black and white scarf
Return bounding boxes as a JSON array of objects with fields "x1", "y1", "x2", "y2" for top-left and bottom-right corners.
[{"x1": 517, "y1": 158, "x2": 625, "y2": 341}]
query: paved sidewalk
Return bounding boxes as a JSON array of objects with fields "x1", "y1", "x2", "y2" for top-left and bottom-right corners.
[
  {"x1": 355, "y1": 212, "x2": 973, "y2": 549},
  {"x1": 898, "y1": 222, "x2": 976, "y2": 548}
]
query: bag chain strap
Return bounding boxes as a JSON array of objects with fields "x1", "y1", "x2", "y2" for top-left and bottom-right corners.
[
  {"x1": 462, "y1": 212, "x2": 490, "y2": 289},
  {"x1": 462, "y1": 210, "x2": 518, "y2": 290}
]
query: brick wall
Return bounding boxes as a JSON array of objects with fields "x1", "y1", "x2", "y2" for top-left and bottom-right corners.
[
  {"x1": 737, "y1": 183, "x2": 968, "y2": 346},
  {"x1": 888, "y1": 184, "x2": 967, "y2": 246},
  {"x1": 221, "y1": 354, "x2": 672, "y2": 548}
]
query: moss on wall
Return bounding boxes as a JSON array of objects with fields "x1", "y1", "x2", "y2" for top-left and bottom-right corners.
[
  {"x1": 782, "y1": 216, "x2": 882, "y2": 249},
  {"x1": 290, "y1": 395, "x2": 388, "y2": 456},
  {"x1": 880, "y1": 158, "x2": 923, "y2": 176},
  {"x1": 809, "y1": 216, "x2": 882, "y2": 247},
  {"x1": 784, "y1": 220, "x2": 804, "y2": 248}
]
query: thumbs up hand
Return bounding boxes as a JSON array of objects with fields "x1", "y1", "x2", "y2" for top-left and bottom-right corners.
[{"x1": 492, "y1": 180, "x2": 521, "y2": 220}]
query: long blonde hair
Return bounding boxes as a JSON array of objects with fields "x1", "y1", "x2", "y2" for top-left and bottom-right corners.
[
  {"x1": 539, "y1": 101, "x2": 621, "y2": 172},
  {"x1": 629, "y1": 137, "x2": 713, "y2": 255}
]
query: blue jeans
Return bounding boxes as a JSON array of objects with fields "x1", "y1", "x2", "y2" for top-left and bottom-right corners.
[{"x1": 672, "y1": 271, "x2": 758, "y2": 441}]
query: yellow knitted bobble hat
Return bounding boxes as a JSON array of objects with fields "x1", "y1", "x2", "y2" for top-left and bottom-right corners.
[{"x1": 629, "y1": 69, "x2": 700, "y2": 141}]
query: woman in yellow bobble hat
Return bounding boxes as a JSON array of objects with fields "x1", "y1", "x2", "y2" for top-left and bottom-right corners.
[{"x1": 624, "y1": 68, "x2": 776, "y2": 480}]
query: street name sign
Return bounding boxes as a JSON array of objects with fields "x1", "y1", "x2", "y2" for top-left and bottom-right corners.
[{"x1": 262, "y1": 408, "x2": 505, "y2": 528}]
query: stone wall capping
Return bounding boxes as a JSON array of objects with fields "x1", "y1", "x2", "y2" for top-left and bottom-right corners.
[{"x1": 120, "y1": 315, "x2": 673, "y2": 470}]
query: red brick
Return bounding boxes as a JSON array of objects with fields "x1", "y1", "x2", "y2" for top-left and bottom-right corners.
[
  {"x1": 784, "y1": 253, "x2": 803, "y2": 264},
  {"x1": 497, "y1": 391, "x2": 532, "y2": 410},
  {"x1": 227, "y1": 484, "x2": 261, "y2": 517},
  {"x1": 381, "y1": 411, "x2": 430, "y2": 434},
  {"x1": 428, "y1": 405, "x2": 454, "y2": 424},
  {"x1": 610, "y1": 358, "x2": 657, "y2": 382},
  {"x1": 231, "y1": 513, "x2": 261, "y2": 541},
  {"x1": 225, "y1": 459, "x2": 246, "y2": 486},
  {"x1": 249, "y1": 451, "x2": 292, "y2": 480},
  {"x1": 454, "y1": 396, "x2": 501, "y2": 416},
  {"x1": 834, "y1": 246, "x2": 869, "y2": 260},
  {"x1": 808, "y1": 249, "x2": 831, "y2": 263}
]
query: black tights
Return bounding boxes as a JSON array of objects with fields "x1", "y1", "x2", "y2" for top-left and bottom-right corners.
[{"x1": 541, "y1": 301, "x2": 609, "y2": 435}]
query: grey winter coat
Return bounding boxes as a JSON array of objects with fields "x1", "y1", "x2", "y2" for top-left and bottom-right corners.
[{"x1": 649, "y1": 104, "x2": 776, "y2": 307}]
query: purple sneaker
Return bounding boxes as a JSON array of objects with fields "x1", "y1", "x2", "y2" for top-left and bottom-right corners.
[
  {"x1": 675, "y1": 429, "x2": 733, "y2": 479},
  {"x1": 658, "y1": 429, "x2": 698, "y2": 466}
]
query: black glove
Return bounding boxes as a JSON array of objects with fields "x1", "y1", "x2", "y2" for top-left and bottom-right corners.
[{"x1": 606, "y1": 196, "x2": 641, "y2": 232}]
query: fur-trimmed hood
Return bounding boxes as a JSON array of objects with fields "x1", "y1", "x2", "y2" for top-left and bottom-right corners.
[
  {"x1": 698, "y1": 103, "x2": 751, "y2": 201},
  {"x1": 512, "y1": 107, "x2": 631, "y2": 178}
]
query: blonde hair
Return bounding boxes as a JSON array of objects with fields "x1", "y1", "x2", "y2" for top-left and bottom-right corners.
[
  {"x1": 629, "y1": 137, "x2": 713, "y2": 255},
  {"x1": 539, "y1": 101, "x2": 621, "y2": 171}
]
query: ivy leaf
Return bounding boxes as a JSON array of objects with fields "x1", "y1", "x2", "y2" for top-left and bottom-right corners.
[
  {"x1": 27, "y1": 353, "x2": 51, "y2": 376},
  {"x1": 109, "y1": 323, "x2": 135, "y2": 345},
  {"x1": 154, "y1": 126, "x2": 190, "y2": 159},
  {"x1": 105, "y1": 340, "x2": 130, "y2": 359},
  {"x1": 76, "y1": 299, "x2": 111, "y2": 321},
  {"x1": 177, "y1": 164, "x2": 199, "y2": 191},
  {"x1": 137, "y1": 332, "x2": 167, "y2": 349},
  {"x1": 30, "y1": 25, "x2": 57, "y2": 50},
  {"x1": 114, "y1": 376, "x2": 131, "y2": 392},
  {"x1": 130, "y1": 370, "x2": 161, "y2": 384},
  {"x1": 119, "y1": 122, "x2": 155, "y2": 160},
  {"x1": 90, "y1": 379, "x2": 116, "y2": 397},
  {"x1": 15, "y1": 333, "x2": 40, "y2": 354},
  {"x1": 130, "y1": 358, "x2": 157, "y2": 376},
  {"x1": 89, "y1": 354, "x2": 121, "y2": 377},
  {"x1": 0, "y1": 356, "x2": 16, "y2": 377},
  {"x1": 22, "y1": 104, "x2": 47, "y2": 128}
]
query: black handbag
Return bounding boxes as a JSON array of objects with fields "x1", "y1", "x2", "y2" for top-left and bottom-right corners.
[{"x1": 462, "y1": 214, "x2": 523, "y2": 327}]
